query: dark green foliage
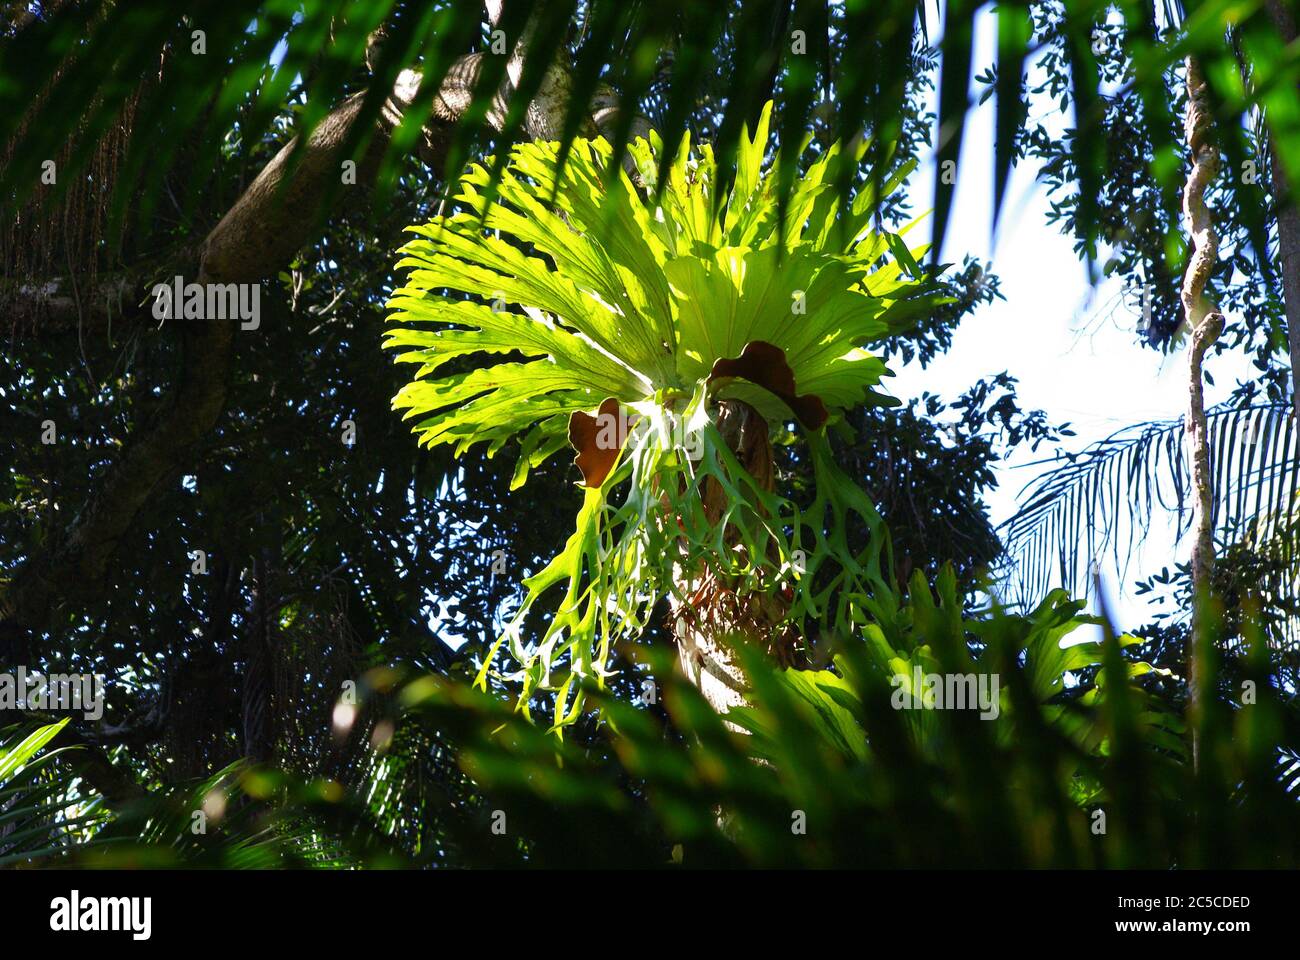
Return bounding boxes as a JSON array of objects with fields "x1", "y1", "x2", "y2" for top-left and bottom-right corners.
[
  {"x1": 1023, "y1": 2, "x2": 1292, "y2": 371},
  {"x1": 6, "y1": 2, "x2": 1295, "y2": 277},
  {"x1": 9, "y1": 570, "x2": 1299, "y2": 868},
  {"x1": 269, "y1": 590, "x2": 1300, "y2": 868},
  {"x1": 6, "y1": 0, "x2": 1297, "y2": 873},
  {"x1": 0, "y1": 1, "x2": 1039, "y2": 860},
  {"x1": 784, "y1": 374, "x2": 1069, "y2": 594}
]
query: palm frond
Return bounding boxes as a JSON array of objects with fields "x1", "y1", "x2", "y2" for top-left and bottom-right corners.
[
  {"x1": 4, "y1": 1, "x2": 1292, "y2": 277},
  {"x1": 0, "y1": 722, "x2": 396, "y2": 867},
  {"x1": 390, "y1": 574, "x2": 1300, "y2": 868},
  {"x1": 1000, "y1": 401, "x2": 1300, "y2": 606},
  {"x1": 0, "y1": 720, "x2": 117, "y2": 865}
]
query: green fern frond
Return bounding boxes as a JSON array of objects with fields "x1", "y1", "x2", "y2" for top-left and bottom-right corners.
[{"x1": 385, "y1": 103, "x2": 942, "y2": 726}]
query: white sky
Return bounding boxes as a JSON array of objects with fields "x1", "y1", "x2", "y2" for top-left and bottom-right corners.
[{"x1": 891, "y1": 9, "x2": 1261, "y2": 631}]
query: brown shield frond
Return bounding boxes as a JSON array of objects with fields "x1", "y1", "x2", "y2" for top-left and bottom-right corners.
[
  {"x1": 707, "y1": 340, "x2": 828, "y2": 430},
  {"x1": 567, "y1": 397, "x2": 630, "y2": 488}
]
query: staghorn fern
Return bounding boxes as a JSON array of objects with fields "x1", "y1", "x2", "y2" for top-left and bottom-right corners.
[{"x1": 384, "y1": 104, "x2": 945, "y2": 727}]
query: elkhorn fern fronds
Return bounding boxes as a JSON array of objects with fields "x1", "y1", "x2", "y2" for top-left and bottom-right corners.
[{"x1": 385, "y1": 103, "x2": 943, "y2": 727}]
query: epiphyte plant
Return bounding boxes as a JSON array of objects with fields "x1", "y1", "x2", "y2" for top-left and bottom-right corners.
[{"x1": 385, "y1": 103, "x2": 944, "y2": 726}]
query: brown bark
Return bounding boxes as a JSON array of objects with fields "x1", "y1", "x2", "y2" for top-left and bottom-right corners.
[
  {"x1": 1181, "y1": 56, "x2": 1224, "y2": 770},
  {"x1": 242, "y1": 547, "x2": 277, "y2": 763},
  {"x1": 7, "y1": 272, "x2": 146, "y2": 333},
  {"x1": 197, "y1": 53, "x2": 529, "y2": 286}
]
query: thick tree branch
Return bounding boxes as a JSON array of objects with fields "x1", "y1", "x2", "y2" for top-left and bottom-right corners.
[
  {"x1": 1, "y1": 14, "x2": 647, "y2": 639},
  {"x1": 5, "y1": 245, "x2": 198, "y2": 336},
  {"x1": 7, "y1": 273, "x2": 142, "y2": 332}
]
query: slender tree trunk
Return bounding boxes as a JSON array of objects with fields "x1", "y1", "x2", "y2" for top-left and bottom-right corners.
[
  {"x1": 1181, "y1": 56, "x2": 1224, "y2": 770},
  {"x1": 243, "y1": 543, "x2": 278, "y2": 763}
]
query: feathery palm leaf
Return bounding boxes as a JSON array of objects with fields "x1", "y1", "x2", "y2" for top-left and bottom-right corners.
[
  {"x1": 0, "y1": 719, "x2": 115, "y2": 865},
  {"x1": 727, "y1": 566, "x2": 1181, "y2": 768},
  {"x1": 0, "y1": 722, "x2": 390, "y2": 867},
  {"x1": 1001, "y1": 401, "x2": 1300, "y2": 606},
  {"x1": 390, "y1": 588, "x2": 1300, "y2": 869}
]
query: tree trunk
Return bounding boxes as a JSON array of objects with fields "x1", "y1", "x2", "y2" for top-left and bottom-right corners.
[
  {"x1": 1181, "y1": 55, "x2": 1224, "y2": 770},
  {"x1": 669, "y1": 399, "x2": 803, "y2": 717},
  {"x1": 242, "y1": 545, "x2": 278, "y2": 763}
]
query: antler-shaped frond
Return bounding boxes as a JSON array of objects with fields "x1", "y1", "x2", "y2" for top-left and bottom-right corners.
[
  {"x1": 385, "y1": 104, "x2": 942, "y2": 478},
  {"x1": 384, "y1": 104, "x2": 941, "y2": 727}
]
